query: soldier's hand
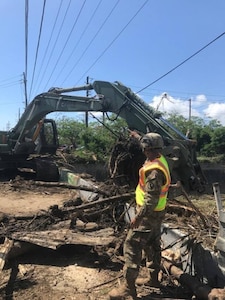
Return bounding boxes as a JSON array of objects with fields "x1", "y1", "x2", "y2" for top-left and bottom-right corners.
[
  {"x1": 130, "y1": 217, "x2": 141, "y2": 229},
  {"x1": 129, "y1": 130, "x2": 141, "y2": 140}
]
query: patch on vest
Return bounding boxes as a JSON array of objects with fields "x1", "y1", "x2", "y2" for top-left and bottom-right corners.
[{"x1": 149, "y1": 182, "x2": 155, "y2": 190}]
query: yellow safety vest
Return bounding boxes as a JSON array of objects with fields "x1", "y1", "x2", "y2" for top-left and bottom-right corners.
[{"x1": 135, "y1": 155, "x2": 171, "y2": 211}]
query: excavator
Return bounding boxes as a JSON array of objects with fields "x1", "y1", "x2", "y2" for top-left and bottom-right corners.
[
  {"x1": 0, "y1": 80, "x2": 206, "y2": 193},
  {"x1": 2, "y1": 81, "x2": 225, "y2": 297}
]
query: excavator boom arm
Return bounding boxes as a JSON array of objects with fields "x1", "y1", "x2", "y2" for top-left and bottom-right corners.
[{"x1": 11, "y1": 81, "x2": 188, "y2": 147}]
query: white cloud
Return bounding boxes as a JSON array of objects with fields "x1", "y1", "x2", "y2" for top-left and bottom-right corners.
[
  {"x1": 148, "y1": 93, "x2": 225, "y2": 126},
  {"x1": 203, "y1": 103, "x2": 225, "y2": 126},
  {"x1": 194, "y1": 94, "x2": 207, "y2": 106},
  {"x1": 149, "y1": 93, "x2": 201, "y2": 119}
]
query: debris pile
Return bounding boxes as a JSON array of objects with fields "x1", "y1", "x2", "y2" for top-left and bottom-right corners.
[
  {"x1": 0, "y1": 137, "x2": 224, "y2": 299},
  {"x1": 0, "y1": 175, "x2": 224, "y2": 299},
  {"x1": 0, "y1": 176, "x2": 219, "y2": 248}
]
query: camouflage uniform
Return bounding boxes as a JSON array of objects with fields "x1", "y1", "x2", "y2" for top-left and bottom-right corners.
[
  {"x1": 108, "y1": 133, "x2": 170, "y2": 299},
  {"x1": 123, "y1": 168, "x2": 166, "y2": 281}
]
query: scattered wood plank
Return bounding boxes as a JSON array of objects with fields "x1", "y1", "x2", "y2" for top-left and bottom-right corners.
[
  {"x1": 167, "y1": 203, "x2": 196, "y2": 216},
  {"x1": 0, "y1": 238, "x2": 14, "y2": 270},
  {"x1": 11, "y1": 228, "x2": 115, "y2": 250},
  {"x1": 18, "y1": 264, "x2": 28, "y2": 276}
]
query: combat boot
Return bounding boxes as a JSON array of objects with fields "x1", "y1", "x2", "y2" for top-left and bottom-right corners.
[
  {"x1": 148, "y1": 271, "x2": 161, "y2": 288},
  {"x1": 135, "y1": 267, "x2": 150, "y2": 285},
  {"x1": 108, "y1": 281, "x2": 137, "y2": 299},
  {"x1": 135, "y1": 275, "x2": 150, "y2": 285},
  {"x1": 136, "y1": 271, "x2": 160, "y2": 288}
]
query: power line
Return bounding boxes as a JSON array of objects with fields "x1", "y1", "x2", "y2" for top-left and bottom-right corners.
[
  {"x1": 43, "y1": 0, "x2": 87, "y2": 91},
  {"x1": 125, "y1": 83, "x2": 225, "y2": 101},
  {"x1": 52, "y1": 0, "x2": 103, "y2": 86},
  {"x1": 137, "y1": 31, "x2": 225, "y2": 93},
  {"x1": 139, "y1": 87, "x2": 225, "y2": 103},
  {"x1": 61, "y1": 0, "x2": 121, "y2": 85},
  {"x1": 74, "y1": 0, "x2": 149, "y2": 85},
  {"x1": 0, "y1": 100, "x2": 23, "y2": 106},
  {"x1": 33, "y1": 0, "x2": 64, "y2": 95},
  {"x1": 0, "y1": 79, "x2": 23, "y2": 89},
  {"x1": 34, "y1": 0, "x2": 72, "y2": 94},
  {"x1": 0, "y1": 75, "x2": 22, "y2": 84},
  {"x1": 24, "y1": 0, "x2": 29, "y2": 80},
  {"x1": 24, "y1": 0, "x2": 29, "y2": 106},
  {"x1": 29, "y1": 0, "x2": 47, "y2": 100}
]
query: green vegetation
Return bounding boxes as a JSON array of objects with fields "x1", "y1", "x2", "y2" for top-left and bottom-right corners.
[
  {"x1": 56, "y1": 115, "x2": 128, "y2": 162},
  {"x1": 166, "y1": 113, "x2": 225, "y2": 163},
  {"x1": 56, "y1": 113, "x2": 225, "y2": 163}
]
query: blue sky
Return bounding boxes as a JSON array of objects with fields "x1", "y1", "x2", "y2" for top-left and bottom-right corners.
[{"x1": 0, "y1": 0, "x2": 225, "y2": 131}]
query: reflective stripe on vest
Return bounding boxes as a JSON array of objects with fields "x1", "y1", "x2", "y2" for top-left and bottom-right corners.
[{"x1": 135, "y1": 155, "x2": 171, "y2": 211}]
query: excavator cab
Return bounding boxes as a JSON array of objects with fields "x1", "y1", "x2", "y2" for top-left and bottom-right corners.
[
  {"x1": 35, "y1": 119, "x2": 59, "y2": 155},
  {"x1": 11, "y1": 119, "x2": 59, "y2": 156}
]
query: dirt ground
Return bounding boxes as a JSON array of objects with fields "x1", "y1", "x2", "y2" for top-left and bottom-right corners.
[
  {"x1": 0, "y1": 178, "x2": 118, "y2": 300},
  {"x1": 0, "y1": 174, "x2": 222, "y2": 300}
]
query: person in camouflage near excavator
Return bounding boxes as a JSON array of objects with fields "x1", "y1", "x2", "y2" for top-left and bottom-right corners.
[{"x1": 108, "y1": 132, "x2": 171, "y2": 300}]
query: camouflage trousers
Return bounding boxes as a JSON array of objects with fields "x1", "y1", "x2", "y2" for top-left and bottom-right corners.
[{"x1": 123, "y1": 210, "x2": 164, "y2": 279}]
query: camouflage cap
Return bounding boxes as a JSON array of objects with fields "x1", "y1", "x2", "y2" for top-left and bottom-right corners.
[{"x1": 140, "y1": 132, "x2": 164, "y2": 150}]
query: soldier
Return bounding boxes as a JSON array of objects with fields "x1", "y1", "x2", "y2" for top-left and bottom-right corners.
[{"x1": 108, "y1": 132, "x2": 171, "y2": 299}]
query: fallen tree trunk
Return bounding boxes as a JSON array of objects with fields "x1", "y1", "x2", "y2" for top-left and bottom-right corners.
[
  {"x1": 64, "y1": 192, "x2": 134, "y2": 212},
  {"x1": 162, "y1": 258, "x2": 225, "y2": 300}
]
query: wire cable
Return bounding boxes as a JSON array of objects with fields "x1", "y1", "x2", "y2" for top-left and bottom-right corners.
[
  {"x1": 0, "y1": 75, "x2": 22, "y2": 84},
  {"x1": 52, "y1": 0, "x2": 103, "y2": 86},
  {"x1": 34, "y1": 0, "x2": 72, "y2": 94},
  {"x1": 0, "y1": 75, "x2": 23, "y2": 89},
  {"x1": 0, "y1": 79, "x2": 23, "y2": 89},
  {"x1": 25, "y1": 0, "x2": 29, "y2": 81},
  {"x1": 61, "y1": 0, "x2": 121, "y2": 85},
  {"x1": 74, "y1": 0, "x2": 149, "y2": 85},
  {"x1": 28, "y1": 0, "x2": 47, "y2": 100},
  {"x1": 33, "y1": 0, "x2": 64, "y2": 95},
  {"x1": 43, "y1": 0, "x2": 87, "y2": 91},
  {"x1": 137, "y1": 31, "x2": 225, "y2": 94}
]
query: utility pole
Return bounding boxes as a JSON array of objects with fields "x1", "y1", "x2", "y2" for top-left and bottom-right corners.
[
  {"x1": 23, "y1": 72, "x2": 28, "y2": 107},
  {"x1": 188, "y1": 98, "x2": 191, "y2": 121},
  {"x1": 186, "y1": 98, "x2": 192, "y2": 138},
  {"x1": 85, "y1": 76, "x2": 89, "y2": 127}
]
